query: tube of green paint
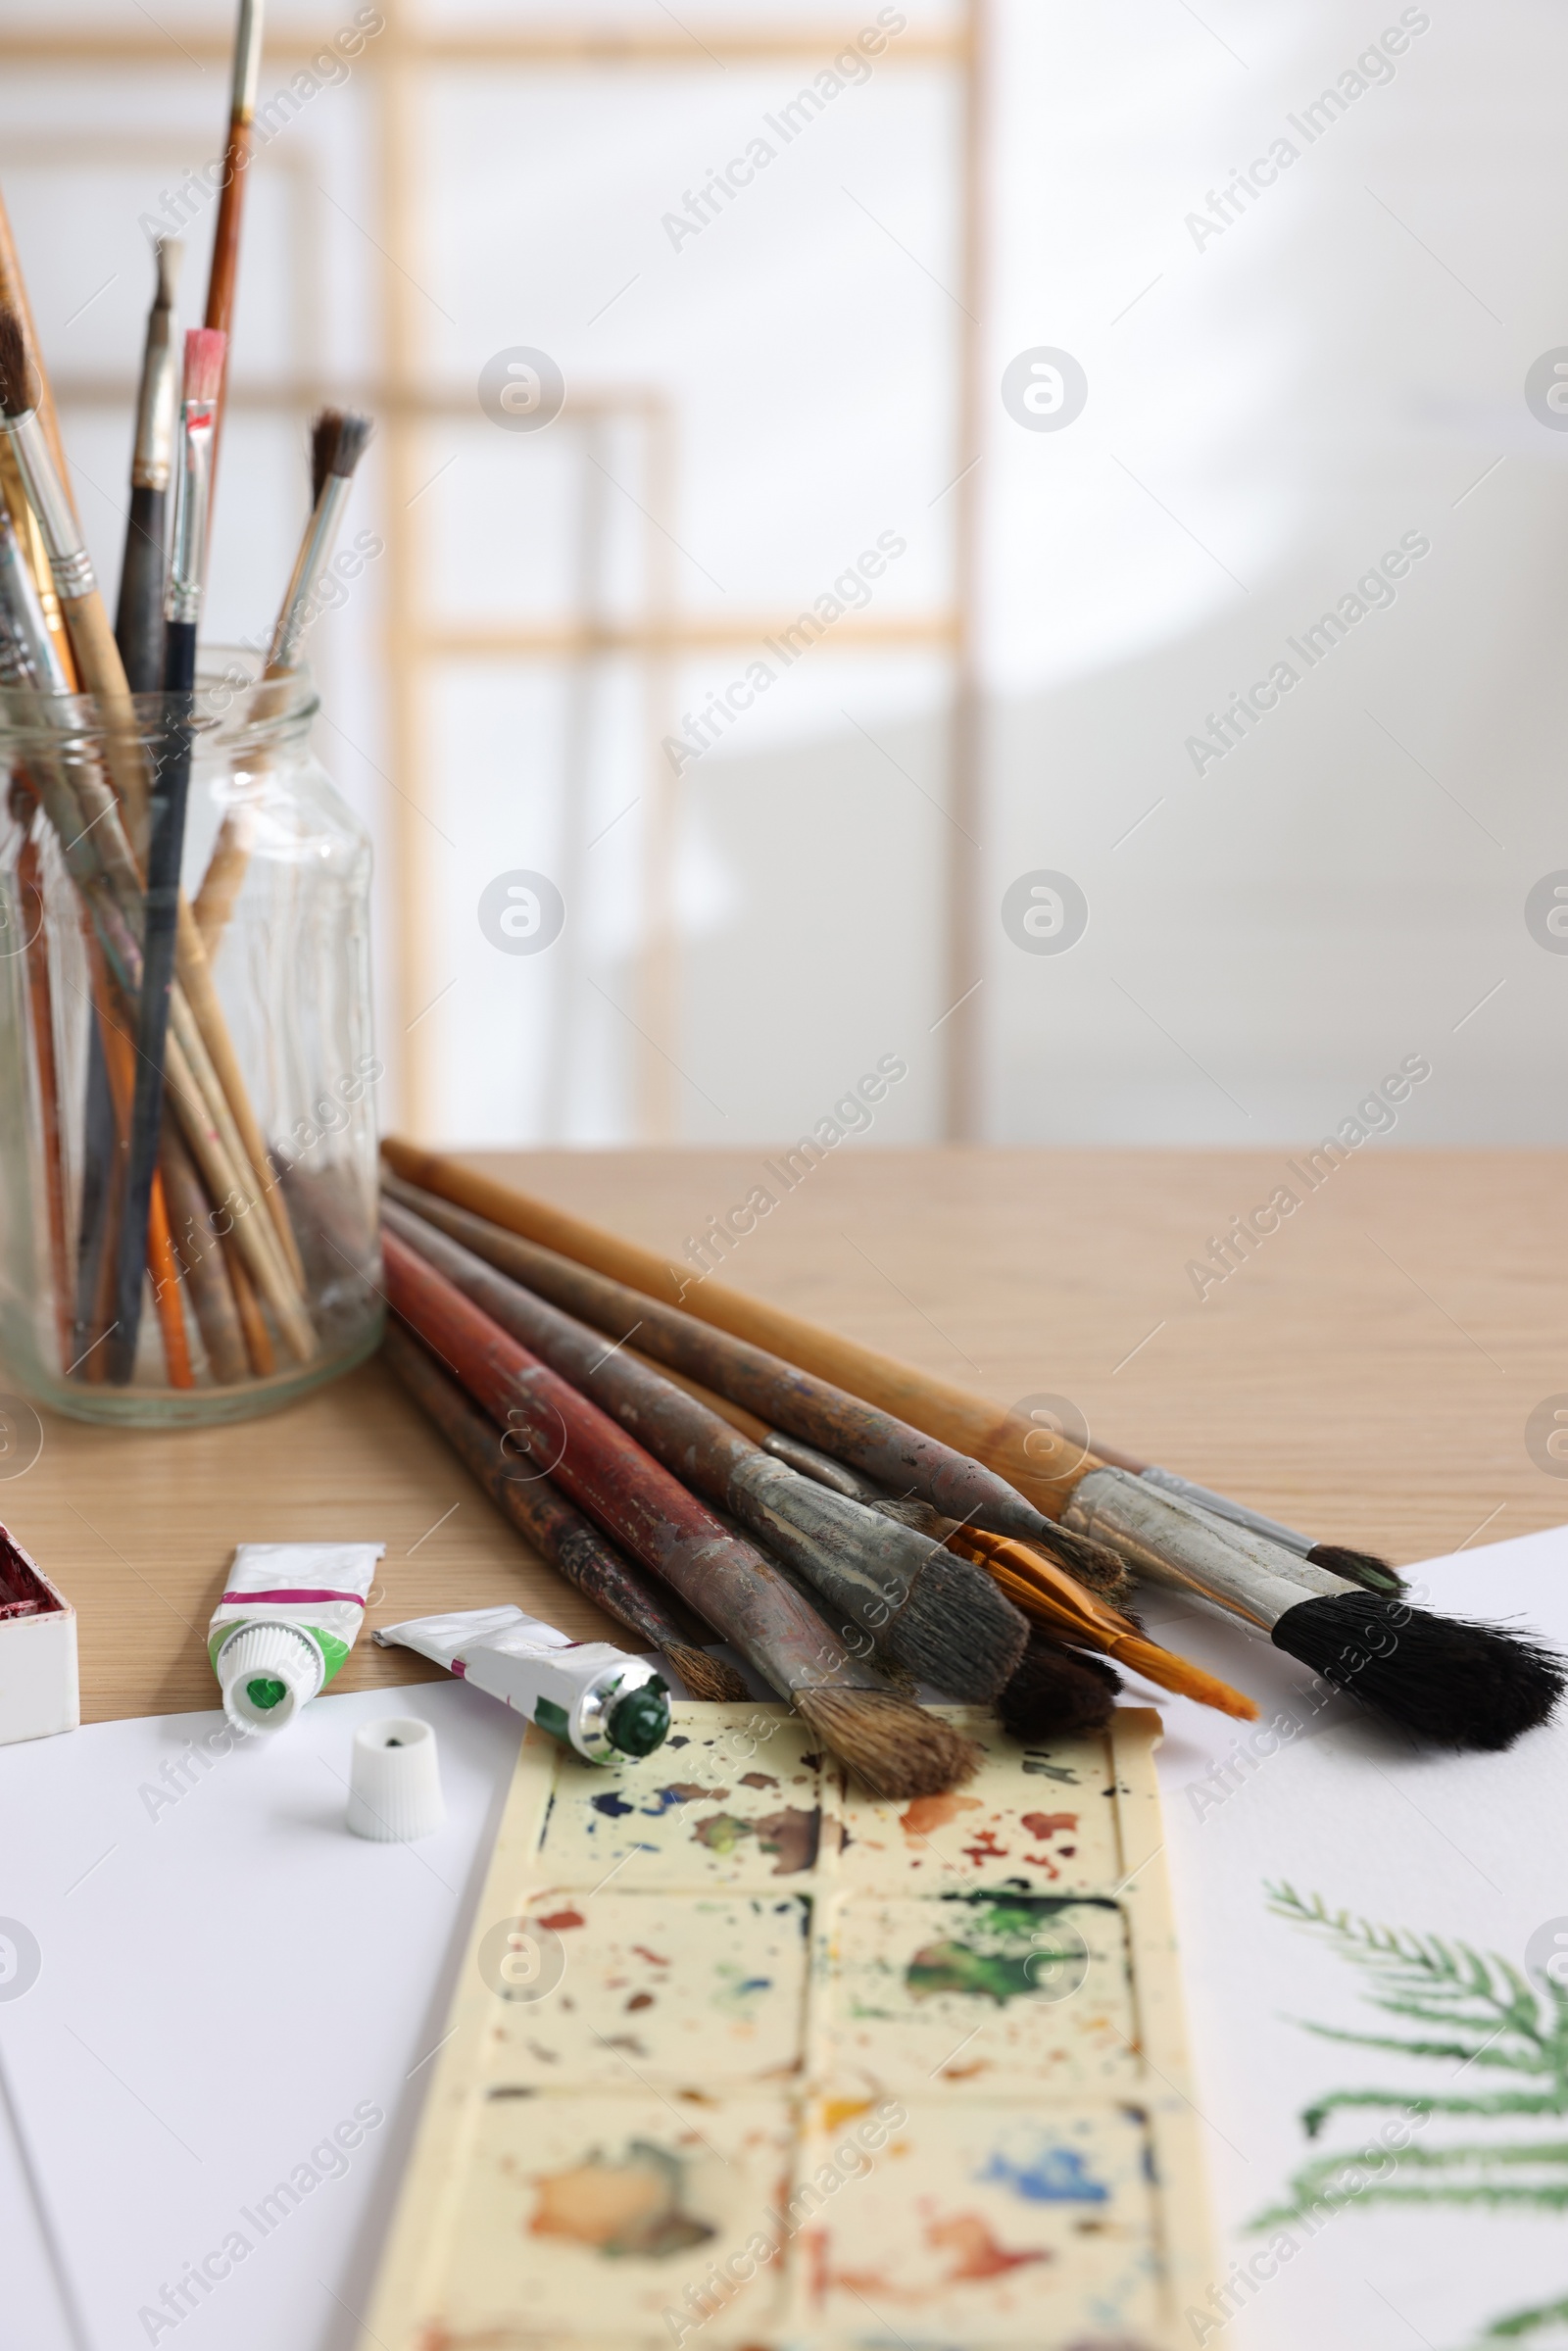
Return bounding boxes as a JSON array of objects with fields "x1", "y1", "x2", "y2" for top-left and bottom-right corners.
[
  {"x1": 371, "y1": 1605, "x2": 669, "y2": 1763},
  {"x1": 208, "y1": 1543, "x2": 384, "y2": 1733}
]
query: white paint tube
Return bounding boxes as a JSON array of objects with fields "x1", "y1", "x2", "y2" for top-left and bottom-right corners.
[
  {"x1": 208, "y1": 1542, "x2": 384, "y2": 1733},
  {"x1": 372, "y1": 1604, "x2": 670, "y2": 1763}
]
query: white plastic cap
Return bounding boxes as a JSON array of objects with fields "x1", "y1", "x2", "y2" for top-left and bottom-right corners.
[
  {"x1": 346, "y1": 1716, "x2": 444, "y2": 1842},
  {"x1": 215, "y1": 1622, "x2": 323, "y2": 1733}
]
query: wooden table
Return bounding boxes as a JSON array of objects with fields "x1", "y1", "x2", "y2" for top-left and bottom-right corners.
[{"x1": 9, "y1": 1147, "x2": 1566, "y2": 1725}]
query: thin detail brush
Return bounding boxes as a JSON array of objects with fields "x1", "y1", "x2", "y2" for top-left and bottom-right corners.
[
  {"x1": 107, "y1": 328, "x2": 224, "y2": 1383},
  {"x1": 1105, "y1": 1454, "x2": 1403, "y2": 1594},
  {"x1": 203, "y1": 0, "x2": 264, "y2": 488},
  {"x1": 381, "y1": 1228, "x2": 979, "y2": 1798},
  {"x1": 193, "y1": 409, "x2": 371, "y2": 953},
  {"x1": 382, "y1": 1199, "x2": 1029, "y2": 1703},
  {"x1": 380, "y1": 1317, "x2": 749, "y2": 1702},
  {"x1": 114, "y1": 237, "x2": 183, "y2": 693}
]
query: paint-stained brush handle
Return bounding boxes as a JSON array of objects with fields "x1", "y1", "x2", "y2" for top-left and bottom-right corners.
[
  {"x1": 381, "y1": 1315, "x2": 730, "y2": 1670},
  {"x1": 380, "y1": 1228, "x2": 884, "y2": 1706}
]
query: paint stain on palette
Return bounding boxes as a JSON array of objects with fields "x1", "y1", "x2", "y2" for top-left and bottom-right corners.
[
  {"x1": 821, "y1": 1891, "x2": 1140, "y2": 2095},
  {"x1": 437, "y1": 2093, "x2": 794, "y2": 2342},
  {"x1": 362, "y1": 1707, "x2": 1211, "y2": 2351},
  {"x1": 534, "y1": 1716, "x2": 828, "y2": 1886},
  {"x1": 489, "y1": 1893, "x2": 809, "y2": 2086},
  {"x1": 838, "y1": 1726, "x2": 1120, "y2": 1891},
  {"x1": 798, "y1": 2100, "x2": 1158, "y2": 2343}
]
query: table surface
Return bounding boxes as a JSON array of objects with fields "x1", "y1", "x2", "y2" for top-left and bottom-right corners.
[{"x1": 8, "y1": 1146, "x2": 1565, "y2": 1724}]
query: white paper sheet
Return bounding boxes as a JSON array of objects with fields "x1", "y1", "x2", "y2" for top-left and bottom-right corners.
[{"x1": 2, "y1": 1542, "x2": 1564, "y2": 2351}]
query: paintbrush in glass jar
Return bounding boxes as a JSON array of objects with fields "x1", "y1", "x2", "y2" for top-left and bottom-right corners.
[
  {"x1": 114, "y1": 236, "x2": 182, "y2": 693},
  {"x1": 108, "y1": 328, "x2": 224, "y2": 1383},
  {"x1": 382, "y1": 1197, "x2": 1029, "y2": 1703},
  {"x1": 381, "y1": 1227, "x2": 979, "y2": 1798},
  {"x1": 192, "y1": 408, "x2": 372, "y2": 951},
  {"x1": 380, "y1": 1314, "x2": 748, "y2": 1702}
]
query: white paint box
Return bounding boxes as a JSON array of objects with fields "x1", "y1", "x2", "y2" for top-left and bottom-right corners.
[{"x1": 0, "y1": 1524, "x2": 78, "y2": 1744}]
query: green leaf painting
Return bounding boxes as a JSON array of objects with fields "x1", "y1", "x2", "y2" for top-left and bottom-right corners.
[{"x1": 1255, "y1": 1884, "x2": 1568, "y2": 2344}]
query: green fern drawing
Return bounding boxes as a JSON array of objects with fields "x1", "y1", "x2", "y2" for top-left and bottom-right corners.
[{"x1": 1254, "y1": 1884, "x2": 1568, "y2": 2342}]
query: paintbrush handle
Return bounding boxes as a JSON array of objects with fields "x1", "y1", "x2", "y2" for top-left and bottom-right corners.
[
  {"x1": 113, "y1": 483, "x2": 167, "y2": 694},
  {"x1": 106, "y1": 671, "x2": 195, "y2": 1380},
  {"x1": 379, "y1": 1165, "x2": 1050, "y2": 1542},
  {"x1": 382, "y1": 1230, "x2": 885, "y2": 1703},
  {"x1": 380, "y1": 1143, "x2": 1098, "y2": 1522},
  {"x1": 380, "y1": 1318, "x2": 717, "y2": 1662}
]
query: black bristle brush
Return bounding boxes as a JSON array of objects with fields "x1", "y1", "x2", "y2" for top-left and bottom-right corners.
[
  {"x1": 998, "y1": 1632, "x2": 1121, "y2": 1743},
  {"x1": 381, "y1": 1197, "x2": 1029, "y2": 1703},
  {"x1": 1062, "y1": 1472, "x2": 1565, "y2": 1753}
]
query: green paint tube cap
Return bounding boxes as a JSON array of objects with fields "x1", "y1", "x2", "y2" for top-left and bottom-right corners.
[
  {"x1": 608, "y1": 1677, "x2": 671, "y2": 1758},
  {"x1": 215, "y1": 1622, "x2": 324, "y2": 1733}
]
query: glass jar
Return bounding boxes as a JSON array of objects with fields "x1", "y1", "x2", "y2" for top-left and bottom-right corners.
[{"x1": 0, "y1": 652, "x2": 382, "y2": 1424}]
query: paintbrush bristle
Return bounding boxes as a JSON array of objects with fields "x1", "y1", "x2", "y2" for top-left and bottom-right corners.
[
  {"x1": 1022, "y1": 1524, "x2": 1131, "y2": 1604},
  {"x1": 182, "y1": 326, "x2": 226, "y2": 406},
  {"x1": 154, "y1": 237, "x2": 183, "y2": 310},
  {"x1": 1306, "y1": 1543, "x2": 1405, "y2": 1596},
  {"x1": 998, "y1": 1633, "x2": 1120, "y2": 1742},
  {"x1": 1272, "y1": 1592, "x2": 1565, "y2": 1751},
  {"x1": 667, "y1": 1644, "x2": 749, "y2": 1703},
  {"x1": 794, "y1": 1686, "x2": 980, "y2": 1799},
  {"x1": 310, "y1": 408, "x2": 344, "y2": 507},
  {"x1": 330, "y1": 411, "x2": 373, "y2": 478},
  {"x1": 892, "y1": 1547, "x2": 1029, "y2": 1701},
  {"x1": 0, "y1": 307, "x2": 36, "y2": 418}
]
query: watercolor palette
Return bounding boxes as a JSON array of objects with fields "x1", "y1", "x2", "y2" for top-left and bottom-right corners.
[{"x1": 358, "y1": 1704, "x2": 1213, "y2": 2350}]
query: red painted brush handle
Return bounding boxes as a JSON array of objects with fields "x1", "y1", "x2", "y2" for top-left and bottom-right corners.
[{"x1": 382, "y1": 1229, "x2": 877, "y2": 1698}]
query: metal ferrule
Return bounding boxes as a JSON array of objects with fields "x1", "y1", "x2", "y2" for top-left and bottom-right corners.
[
  {"x1": 269, "y1": 472, "x2": 350, "y2": 669},
  {"x1": 0, "y1": 509, "x2": 47, "y2": 687},
  {"x1": 0, "y1": 409, "x2": 96, "y2": 602},
  {"x1": 1062, "y1": 1465, "x2": 1317, "y2": 1632},
  {"x1": 1139, "y1": 1465, "x2": 1313, "y2": 1556},
  {"x1": 131, "y1": 323, "x2": 179, "y2": 493},
  {"x1": 232, "y1": 0, "x2": 264, "y2": 119},
  {"x1": 167, "y1": 399, "x2": 218, "y2": 625}
]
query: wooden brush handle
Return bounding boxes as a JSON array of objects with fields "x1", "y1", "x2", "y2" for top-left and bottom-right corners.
[
  {"x1": 159, "y1": 1120, "x2": 249, "y2": 1383},
  {"x1": 381, "y1": 1140, "x2": 1102, "y2": 1518}
]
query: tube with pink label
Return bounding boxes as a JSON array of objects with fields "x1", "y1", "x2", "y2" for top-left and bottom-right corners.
[{"x1": 208, "y1": 1542, "x2": 384, "y2": 1732}]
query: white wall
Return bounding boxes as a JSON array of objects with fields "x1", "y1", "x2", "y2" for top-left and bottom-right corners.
[{"x1": 4, "y1": 0, "x2": 1565, "y2": 1145}]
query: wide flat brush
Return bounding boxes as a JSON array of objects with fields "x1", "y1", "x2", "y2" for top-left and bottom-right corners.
[
  {"x1": 383, "y1": 1198, "x2": 1028, "y2": 1703},
  {"x1": 380, "y1": 1167, "x2": 1124, "y2": 1597},
  {"x1": 381, "y1": 1228, "x2": 979, "y2": 1797},
  {"x1": 380, "y1": 1315, "x2": 748, "y2": 1702}
]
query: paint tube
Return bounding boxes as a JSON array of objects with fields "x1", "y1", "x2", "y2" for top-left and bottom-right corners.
[
  {"x1": 209, "y1": 1542, "x2": 383, "y2": 1733},
  {"x1": 371, "y1": 1604, "x2": 670, "y2": 1763}
]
